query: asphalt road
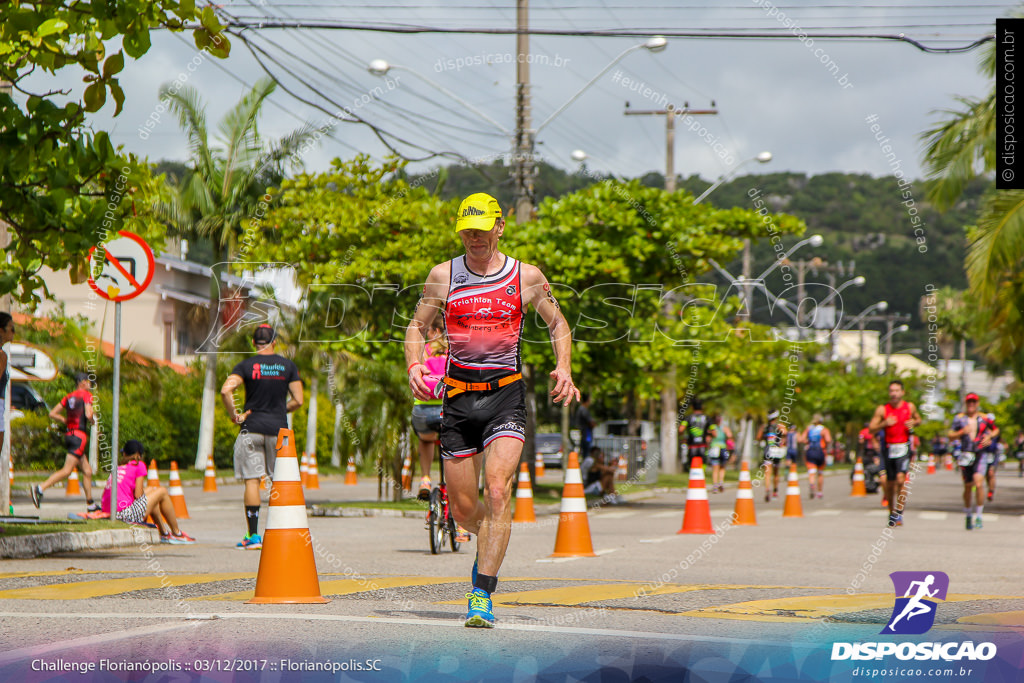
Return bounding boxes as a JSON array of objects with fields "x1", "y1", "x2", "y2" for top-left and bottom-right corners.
[{"x1": 1, "y1": 463, "x2": 1023, "y2": 682}]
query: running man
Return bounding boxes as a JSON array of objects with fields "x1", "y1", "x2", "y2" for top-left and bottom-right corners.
[
  {"x1": 758, "y1": 410, "x2": 787, "y2": 502},
  {"x1": 220, "y1": 324, "x2": 303, "y2": 550},
  {"x1": 868, "y1": 379, "x2": 922, "y2": 528},
  {"x1": 679, "y1": 398, "x2": 710, "y2": 471},
  {"x1": 983, "y1": 413, "x2": 999, "y2": 502},
  {"x1": 406, "y1": 192, "x2": 579, "y2": 628},
  {"x1": 33, "y1": 373, "x2": 99, "y2": 512},
  {"x1": 800, "y1": 414, "x2": 832, "y2": 499},
  {"x1": 885, "y1": 574, "x2": 939, "y2": 633},
  {"x1": 948, "y1": 393, "x2": 998, "y2": 530},
  {"x1": 706, "y1": 415, "x2": 732, "y2": 494}
]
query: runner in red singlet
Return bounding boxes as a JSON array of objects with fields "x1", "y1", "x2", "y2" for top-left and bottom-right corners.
[
  {"x1": 406, "y1": 193, "x2": 579, "y2": 629},
  {"x1": 868, "y1": 379, "x2": 922, "y2": 527},
  {"x1": 33, "y1": 373, "x2": 99, "y2": 512}
]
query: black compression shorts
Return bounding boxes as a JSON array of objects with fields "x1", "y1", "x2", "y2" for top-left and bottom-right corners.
[{"x1": 440, "y1": 380, "x2": 526, "y2": 459}]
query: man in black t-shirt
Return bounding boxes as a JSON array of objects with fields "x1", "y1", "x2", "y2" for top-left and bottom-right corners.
[
  {"x1": 220, "y1": 324, "x2": 303, "y2": 549},
  {"x1": 679, "y1": 399, "x2": 710, "y2": 470}
]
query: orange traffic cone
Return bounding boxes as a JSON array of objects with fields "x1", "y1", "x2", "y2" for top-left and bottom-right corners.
[
  {"x1": 306, "y1": 453, "x2": 320, "y2": 490},
  {"x1": 678, "y1": 456, "x2": 714, "y2": 534},
  {"x1": 299, "y1": 453, "x2": 309, "y2": 487},
  {"x1": 248, "y1": 429, "x2": 329, "y2": 604},
  {"x1": 616, "y1": 454, "x2": 628, "y2": 481},
  {"x1": 927, "y1": 454, "x2": 936, "y2": 475},
  {"x1": 344, "y1": 457, "x2": 358, "y2": 485},
  {"x1": 550, "y1": 452, "x2": 596, "y2": 557},
  {"x1": 782, "y1": 463, "x2": 803, "y2": 518},
  {"x1": 147, "y1": 459, "x2": 160, "y2": 487},
  {"x1": 732, "y1": 460, "x2": 757, "y2": 526},
  {"x1": 167, "y1": 461, "x2": 190, "y2": 519},
  {"x1": 400, "y1": 455, "x2": 412, "y2": 491},
  {"x1": 513, "y1": 462, "x2": 536, "y2": 523},
  {"x1": 945, "y1": 454, "x2": 954, "y2": 470},
  {"x1": 66, "y1": 470, "x2": 81, "y2": 496},
  {"x1": 851, "y1": 457, "x2": 866, "y2": 497},
  {"x1": 534, "y1": 452, "x2": 545, "y2": 478},
  {"x1": 203, "y1": 457, "x2": 217, "y2": 492}
]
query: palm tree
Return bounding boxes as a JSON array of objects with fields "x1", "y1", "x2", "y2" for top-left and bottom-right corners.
[
  {"x1": 159, "y1": 77, "x2": 319, "y2": 469},
  {"x1": 920, "y1": 39, "x2": 1024, "y2": 379}
]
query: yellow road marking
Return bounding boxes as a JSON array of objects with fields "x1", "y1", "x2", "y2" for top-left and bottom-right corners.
[
  {"x1": 194, "y1": 576, "x2": 477, "y2": 602},
  {"x1": 0, "y1": 570, "x2": 123, "y2": 579},
  {"x1": 438, "y1": 584, "x2": 783, "y2": 606},
  {"x1": 0, "y1": 574, "x2": 253, "y2": 600},
  {"x1": 680, "y1": 593, "x2": 1022, "y2": 623}
]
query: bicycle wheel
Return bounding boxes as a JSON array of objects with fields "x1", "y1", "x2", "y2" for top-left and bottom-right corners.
[
  {"x1": 428, "y1": 488, "x2": 443, "y2": 555},
  {"x1": 447, "y1": 508, "x2": 461, "y2": 553}
]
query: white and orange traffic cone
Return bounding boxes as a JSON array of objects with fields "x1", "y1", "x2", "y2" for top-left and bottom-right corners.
[
  {"x1": 306, "y1": 453, "x2": 320, "y2": 490},
  {"x1": 299, "y1": 453, "x2": 309, "y2": 487},
  {"x1": 248, "y1": 429, "x2": 329, "y2": 605},
  {"x1": 168, "y1": 461, "x2": 190, "y2": 519},
  {"x1": 616, "y1": 454, "x2": 628, "y2": 481},
  {"x1": 147, "y1": 459, "x2": 160, "y2": 487},
  {"x1": 927, "y1": 454, "x2": 936, "y2": 475},
  {"x1": 203, "y1": 457, "x2": 218, "y2": 492},
  {"x1": 851, "y1": 457, "x2": 867, "y2": 497},
  {"x1": 66, "y1": 470, "x2": 81, "y2": 496},
  {"x1": 550, "y1": 452, "x2": 597, "y2": 557},
  {"x1": 732, "y1": 460, "x2": 757, "y2": 526},
  {"x1": 782, "y1": 463, "x2": 803, "y2": 518},
  {"x1": 945, "y1": 454, "x2": 954, "y2": 471},
  {"x1": 513, "y1": 462, "x2": 536, "y2": 523},
  {"x1": 678, "y1": 456, "x2": 714, "y2": 534},
  {"x1": 400, "y1": 455, "x2": 412, "y2": 491},
  {"x1": 534, "y1": 452, "x2": 545, "y2": 478},
  {"x1": 344, "y1": 457, "x2": 358, "y2": 485}
]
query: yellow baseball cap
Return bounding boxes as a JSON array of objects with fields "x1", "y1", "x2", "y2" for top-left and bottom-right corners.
[{"x1": 455, "y1": 193, "x2": 502, "y2": 232}]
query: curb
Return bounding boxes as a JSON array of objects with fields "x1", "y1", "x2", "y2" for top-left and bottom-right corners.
[{"x1": 0, "y1": 527, "x2": 159, "y2": 559}]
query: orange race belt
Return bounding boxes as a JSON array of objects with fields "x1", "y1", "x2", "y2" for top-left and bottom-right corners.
[{"x1": 442, "y1": 373, "x2": 523, "y2": 398}]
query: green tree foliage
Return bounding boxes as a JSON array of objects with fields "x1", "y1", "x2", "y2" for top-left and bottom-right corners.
[{"x1": 0, "y1": 1, "x2": 229, "y2": 301}]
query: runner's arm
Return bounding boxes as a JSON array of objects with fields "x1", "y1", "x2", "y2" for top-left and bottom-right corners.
[
  {"x1": 908, "y1": 403, "x2": 923, "y2": 429},
  {"x1": 867, "y1": 405, "x2": 888, "y2": 432},
  {"x1": 49, "y1": 402, "x2": 66, "y2": 425},
  {"x1": 286, "y1": 380, "x2": 304, "y2": 412},
  {"x1": 134, "y1": 475, "x2": 145, "y2": 500},
  {"x1": 85, "y1": 397, "x2": 94, "y2": 422},
  {"x1": 406, "y1": 264, "x2": 448, "y2": 401},
  {"x1": 521, "y1": 264, "x2": 579, "y2": 406},
  {"x1": 219, "y1": 374, "x2": 250, "y2": 425}
]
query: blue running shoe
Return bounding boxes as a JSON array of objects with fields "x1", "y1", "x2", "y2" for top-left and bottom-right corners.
[
  {"x1": 236, "y1": 533, "x2": 262, "y2": 550},
  {"x1": 465, "y1": 588, "x2": 494, "y2": 628},
  {"x1": 974, "y1": 516, "x2": 983, "y2": 529}
]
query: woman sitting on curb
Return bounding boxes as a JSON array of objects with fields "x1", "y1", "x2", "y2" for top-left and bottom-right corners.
[{"x1": 101, "y1": 440, "x2": 196, "y2": 544}]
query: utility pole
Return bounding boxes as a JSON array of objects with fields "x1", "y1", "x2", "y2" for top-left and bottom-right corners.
[
  {"x1": 512, "y1": 0, "x2": 534, "y2": 221},
  {"x1": 624, "y1": 102, "x2": 716, "y2": 475},
  {"x1": 0, "y1": 79, "x2": 11, "y2": 514},
  {"x1": 623, "y1": 104, "x2": 717, "y2": 193}
]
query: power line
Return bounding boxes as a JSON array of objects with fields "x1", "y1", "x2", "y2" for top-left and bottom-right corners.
[{"x1": 199, "y1": 21, "x2": 995, "y2": 54}]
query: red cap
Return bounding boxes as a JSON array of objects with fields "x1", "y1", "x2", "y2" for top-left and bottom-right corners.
[{"x1": 965, "y1": 393, "x2": 979, "y2": 402}]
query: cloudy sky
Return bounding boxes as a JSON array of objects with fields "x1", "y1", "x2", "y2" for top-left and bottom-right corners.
[{"x1": 25, "y1": 1, "x2": 1009, "y2": 184}]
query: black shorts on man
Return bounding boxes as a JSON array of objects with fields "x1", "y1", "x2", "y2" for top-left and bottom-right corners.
[{"x1": 440, "y1": 381, "x2": 525, "y2": 459}]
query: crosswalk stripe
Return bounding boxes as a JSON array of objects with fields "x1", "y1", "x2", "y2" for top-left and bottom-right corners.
[
  {"x1": 650, "y1": 511, "x2": 680, "y2": 518},
  {"x1": 592, "y1": 511, "x2": 637, "y2": 519},
  {"x1": 437, "y1": 583, "x2": 786, "y2": 607},
  {"x1": 810, "y1": 510, "x2": 841, "y2": 516},
  {"x1": 918, "y1": 511, "x2": 948, "y2": 521},
  {"x1": 0, "y1": 573, "x2": 253, "y2": 600}
]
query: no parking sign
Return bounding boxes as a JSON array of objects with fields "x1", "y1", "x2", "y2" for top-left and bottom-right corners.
[{"x1": 87, "y1": 231, "x2": 154, "y2": 302}]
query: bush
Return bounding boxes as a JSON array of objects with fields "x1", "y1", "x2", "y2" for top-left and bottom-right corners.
[{"x1": 10, "y1": 411, "x2": 64, "y2": 470}]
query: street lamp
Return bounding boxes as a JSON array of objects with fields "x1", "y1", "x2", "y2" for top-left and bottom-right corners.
[
  {"x1": 536, "y1": 36, "x2": 667, "y2": 133},
  {"x1": 881, "y1": 323, "x2": 910, "y2": 375},
  {"x1": 571, "y1": 149, "x2": 628, "y2": 182},
  {"x1": 842, "y1": 301, "x2": 888, "y2": 374},
  {"x1": 693, "y1": 151, "x2": 773, "y2": 205},
  {"x1": 367, "y1": 59, "x2": 511, "y2": 135},
  {"x1": 757, "y1": 233, "x2": 823, "y2": 280}
]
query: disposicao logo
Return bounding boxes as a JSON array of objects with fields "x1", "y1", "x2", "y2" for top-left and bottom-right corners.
[
  {"x1": 831, "y1": 571, "x2": 997, "y2": 662},
  {"x1": 882, "y1": 570, "x2": 948, "y2": 635}
]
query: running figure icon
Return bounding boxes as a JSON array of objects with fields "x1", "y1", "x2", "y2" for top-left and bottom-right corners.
[{"x1": 886, "y1": 575, "x2": 938, "y2": 632}]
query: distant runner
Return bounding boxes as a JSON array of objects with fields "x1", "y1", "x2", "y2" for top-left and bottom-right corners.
[
  {"x1": 948, "y1": 393, "x2": 998, "y2": 530},
  {"x1": 706, "y1": 415, "x2": 732, "y2": 494},
  {"x1": 800, "y1": 413, "x2": 831, "y2": 499},
  {"x1": 758, "y1": 410, "x2": 787, "y2": 502},
  {"x1": 868, "y1": 379, "x2": 922, "y2": 528},
  {"x1": 680, "y1": 398, "x2": 709, "y2": 471},
  {"x1": 33, "y1": 373, "x2": 99, "y2": 512}
]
